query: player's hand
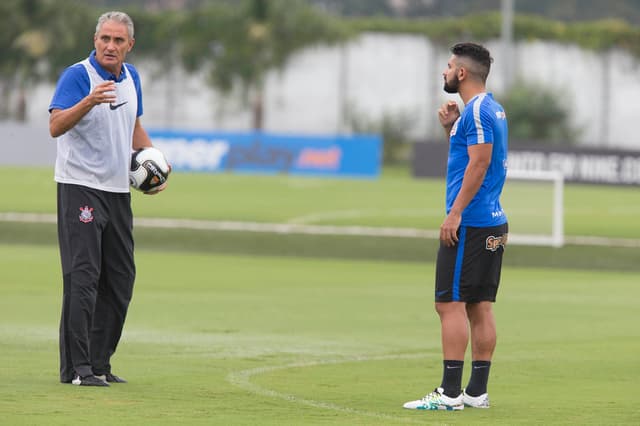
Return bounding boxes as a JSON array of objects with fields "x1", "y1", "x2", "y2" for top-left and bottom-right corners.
[
  {"x1": 143, "y1": 164, "x2": 171, "y2": 195},
  {"x1": 440, "y1": 212, "x2": 461, "y2": 247},
  {"x1": 144, "y1": 183, "x2": 167, "y2": 195},
  {"x1": 89, "y1": 81, "x2": 117, "y2": 106},
  {"x1": 438, "y1": 101, "x2": 460, "y2": 128}
]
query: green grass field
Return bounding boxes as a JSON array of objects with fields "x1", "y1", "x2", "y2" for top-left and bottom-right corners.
[
  {"x1": 1, "y1": 244, "x2": 639, "y2": 425},
  {"x1": 1, "y1": 167, "x2": 639, "y2": 424},
  {"x1": 1, "y1": 167, "x2": 640, "y2": 239}
]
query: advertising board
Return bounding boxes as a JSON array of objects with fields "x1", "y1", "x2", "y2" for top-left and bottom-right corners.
[
  {"x1": 412, "y1": 142, "x2": 640, "y2": 185},
  {"x1": 149, "y1": 130, "x2": 382, "y2": 179}
]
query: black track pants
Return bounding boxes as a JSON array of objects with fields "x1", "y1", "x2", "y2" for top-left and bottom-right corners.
[{"x1": 57, "y1": 183, "x2": 135, "y2": 382}]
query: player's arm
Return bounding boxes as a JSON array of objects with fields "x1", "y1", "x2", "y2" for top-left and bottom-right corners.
[
  {"x1": 128, "y1": 64, "x2": 151, "y2": 151},
  {"x1": 132, "y1": 118, "x2": 153, "y2": 150},
  {"x1": 49, "y1": 81, "x2": 116, "y2": 137},
  {"x1": 440, "y1": 143, "x2": 492, "y2": 247}
]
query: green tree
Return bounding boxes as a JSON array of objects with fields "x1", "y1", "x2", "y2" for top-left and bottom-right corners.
[
  {"x1": 0, "y1": 0, "x2": 92, "y2": 120},
  {"x1": 178, "y1": 0, "x2": 347, "y2": 129},
  {"x1": 0, "y1": 0, "x2": 44, "y2": 120},
  {"x1": 499, "y1": 81, "x2": 578, "y2": 144}
]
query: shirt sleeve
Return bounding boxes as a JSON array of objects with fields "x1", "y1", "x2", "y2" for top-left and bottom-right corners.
[
  {"x1": 465, "y1": 98, "x2": 495, "y2": 146},
  {"x1": 125, "y1": 63, "x2": 144, "y2": 117},
  {"x1": 48, "y1": 64, "x2": 90, "y2": 112}
]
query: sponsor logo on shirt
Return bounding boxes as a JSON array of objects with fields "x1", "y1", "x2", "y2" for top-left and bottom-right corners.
[{"x1": 110, "y1": 101, "x2": 128, "y2": 111}]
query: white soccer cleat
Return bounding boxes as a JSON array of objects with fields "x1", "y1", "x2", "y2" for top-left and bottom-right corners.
[
  {"x1": 462, "y1": 389, "x2": 490, "y2": 408},
  {"x1": 402, "y1": 387, "x2": 464, "y2": 411}
]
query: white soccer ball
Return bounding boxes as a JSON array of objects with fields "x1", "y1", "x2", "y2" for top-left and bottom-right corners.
[{"x1": 129, "y1": 147, "x2": 171, "y2": 193}]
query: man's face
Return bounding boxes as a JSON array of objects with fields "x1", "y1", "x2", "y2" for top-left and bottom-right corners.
[
  {"x1": 94, "y1": 20, "x2": 134, "y2": 75},
  {"x1": 443, "y1": 55, "x2": 461, "y2": 94}
]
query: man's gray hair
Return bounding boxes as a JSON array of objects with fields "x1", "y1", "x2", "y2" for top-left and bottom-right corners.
[{"x1": 96, "y1": 11, "x2": 135, "y2": 39}]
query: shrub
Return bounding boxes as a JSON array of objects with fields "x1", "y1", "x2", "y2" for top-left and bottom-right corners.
[{"x1": 499, "y1": 81, "x2": 578, "y2": 144}]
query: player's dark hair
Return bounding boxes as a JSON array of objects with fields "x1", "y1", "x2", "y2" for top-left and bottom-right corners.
[{"x1": 450, "y1": 42, "x2": 493, "y2": 83}]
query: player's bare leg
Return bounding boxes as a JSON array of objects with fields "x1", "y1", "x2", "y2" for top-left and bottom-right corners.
[
  {"x1": 436, "y1": 301, "x2": 469, "y2": 359},
  {"x1": 466, "y1": 301, "x2": 496, "y2": 360}
]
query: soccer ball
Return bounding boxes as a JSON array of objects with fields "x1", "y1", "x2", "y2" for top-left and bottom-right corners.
[{"x1": 129, "y1": 147, "x2": 171, "y2": 193}]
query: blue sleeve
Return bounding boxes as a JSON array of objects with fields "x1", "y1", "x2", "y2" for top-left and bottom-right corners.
[
  {"x1": 48, "y1": 64, "x2": 90, "y2": 112},
  {"x1": 125, "y1": 63, "x2": 144, "y2": 117},
  {"x1": 465, "y1": 100, "x2": 495, "y2": 146}
]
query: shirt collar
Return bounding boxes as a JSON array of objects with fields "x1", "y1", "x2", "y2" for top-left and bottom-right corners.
[
  {"x1": 466, "y1": 92, "x2": 491, "y2": 105},
  {"x1": 89, "y1": 50, "x2": 127, "y2": 82}
]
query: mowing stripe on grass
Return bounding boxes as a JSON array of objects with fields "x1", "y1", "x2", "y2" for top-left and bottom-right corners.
[{"x1": 0, "y1": 324, "x2": 386, "y2": 359}]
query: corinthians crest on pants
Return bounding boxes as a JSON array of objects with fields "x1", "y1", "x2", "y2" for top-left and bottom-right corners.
[{"x1": 79, "y1": 206, "x2": 94, "y2": 223}]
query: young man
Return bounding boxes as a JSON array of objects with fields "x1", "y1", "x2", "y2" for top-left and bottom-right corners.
[
  {"x1": 49, "y1": 11, "x2": 164, "y2": 387},
  {"x1": 403, "y1": 42, "x2": 509, "y2": 410}
]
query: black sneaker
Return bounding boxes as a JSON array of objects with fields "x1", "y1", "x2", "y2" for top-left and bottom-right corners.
[
  {"x1": 71, "y1": 375, "x2": 109, "y2": 387},
  {"x1": 97, "y1": 373, "x2": 127, "y2": 383}
]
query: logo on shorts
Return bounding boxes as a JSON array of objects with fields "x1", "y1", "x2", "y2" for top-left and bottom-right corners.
[
  {"x1": 485, "y1": 234, "x2": 508, "y2": 251},
  {"x1": 79, "y1": 206, "x2": 94, "y2": 223}
]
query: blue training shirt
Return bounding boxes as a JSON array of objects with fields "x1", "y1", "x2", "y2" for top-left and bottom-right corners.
[
  {"x1": 445, "y1": 92, "x2": 508, "y2": 227},
  {"x1": 49, "y1": 50, "x2": 143, "y2": 117}
]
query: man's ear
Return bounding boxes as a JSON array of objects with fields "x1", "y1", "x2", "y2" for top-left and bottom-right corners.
[{"x1": 458, "y1": 67, "x2": 466, "y2": 81}]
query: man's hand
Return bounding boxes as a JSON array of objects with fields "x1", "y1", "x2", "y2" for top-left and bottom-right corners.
[
  {"x1": 440, "y1": 211, "x2": 461, "y2": 247},
  {"x1": 144, "y1": 183, "x2": 167, "y2": 195},
  {"x1": 89, "y1": 81, "x2": 117, "y2": 106},
  {"x1": 438, "y1": 101, "x2": 460, "y2": 131},
  {"x1": 143, "y1": 164, "x2": 171, "y2": 195}
]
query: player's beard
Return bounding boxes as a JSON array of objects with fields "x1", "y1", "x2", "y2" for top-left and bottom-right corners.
[{"x1": 443, "y1": 74, "x2": 460, "y2": 94}]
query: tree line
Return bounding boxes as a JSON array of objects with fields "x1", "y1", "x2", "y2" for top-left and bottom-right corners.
[
  {"x1": 2, "y1": 0, "x2": 639, "y2": 131},
  {"x1": 84, "y1": 0, "x2": 640, "y2": 24}
]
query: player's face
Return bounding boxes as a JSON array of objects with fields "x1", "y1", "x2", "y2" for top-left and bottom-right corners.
[
  {"x1": 443, "y1": 55, "x2": 461, "y2": 94},
  {"x1": 94, "y1": 20, "x2": 134, "y2": 76}
]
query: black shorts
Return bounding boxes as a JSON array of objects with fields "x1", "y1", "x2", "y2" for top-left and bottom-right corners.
[{"x1": 435, "y1": 223, "x2": 508, "y2": 303}]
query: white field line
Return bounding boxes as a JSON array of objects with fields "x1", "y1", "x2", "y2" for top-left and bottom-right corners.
[
  {"x1": 0, "y1": 212, "x2": 440, "y2": 239},
  {"x1": 136, "y1": 217, "x2": 442, "y2": 239},
  {"x1": 226, "y1": 353, "x2": 428, "y2": 423},
  {"x1": 287, "y1": 207, "x2": 442, "y2": 225},
  {"x1": 2, "y1": 321, "x2": 423, "y2": 421},
  {"x1": 1, "y1": 212, "x2": 640, "y2": 248}
]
